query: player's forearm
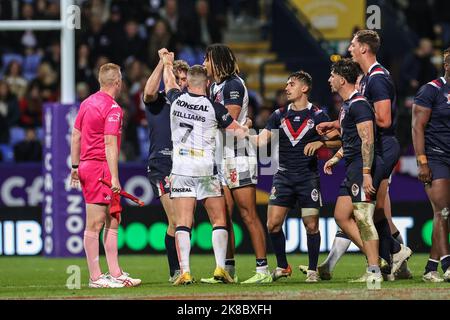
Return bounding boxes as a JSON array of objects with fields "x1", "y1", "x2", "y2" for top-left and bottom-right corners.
[
  {"x1": 357, "y1": 122, "x2": 374, "y2": 171},
  {"x1": 412, "y1": 122, "x2": 426, "y2": 157},
  {"x1": 163, "y1": 63, "x2": 178, "y2": 92},
  {"x1": 253, "y1": 129, "x2": 272, "y2": 147},
  {"x1": 143, "y1": 60, "x2": 164, "y2": 103},
  {"x1": 411, "y1": 106, "x2": 429, "y2": 158},
  {"x1": 70, "y1": 129, "x2": 81, "y2": 165},
  {"x1": 322, "y1": 139, "x2": 342, "y2": 149},
  {"x1": 105, "y1": 140, "x2": 119, "y2": 180}
]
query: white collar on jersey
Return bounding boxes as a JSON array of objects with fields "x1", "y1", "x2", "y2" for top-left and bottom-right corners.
[
  {"x1": 441, "y1": 77, "x2": 447, "y2": 84},
  {"x1": 367, "y1": 61, "x2": 380, "y2": 74},
  {"x1": 287, "y1": 102, "x2": 312, "y2": 111},
  {"x1": 348, "y1": 90, "x2": 359, "y2": 101}
]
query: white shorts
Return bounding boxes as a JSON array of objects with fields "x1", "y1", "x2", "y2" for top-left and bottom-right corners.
[
  {"x1": 221, "y1": 155, "x2": 258, "y2": 189},
  {"x1": 170, "y1": 174, "x2": 222, "y2": 200}
]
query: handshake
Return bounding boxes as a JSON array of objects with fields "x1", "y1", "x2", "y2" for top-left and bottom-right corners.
[{"x1": 158, "y1": 48, "x2": 174, "y2": 66}]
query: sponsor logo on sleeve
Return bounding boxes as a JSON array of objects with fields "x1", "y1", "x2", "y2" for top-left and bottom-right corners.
[
  {"x1": 229, "y1": 91, "x2": 240, "y2": 100},
  {"x1": 108, "y1": 112, "x2": 121, "y2": 122}
]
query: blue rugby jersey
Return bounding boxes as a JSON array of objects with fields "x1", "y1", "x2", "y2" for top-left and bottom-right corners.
[
  {"x1": 414, "y1": 77, "x2": 450, "y2": 156},
  {"x1": 339, "y1": 91, "x2": 375, "y2": 166},
  {"x1": 359, "y1": 62, "x2": 398, "y2": 139},
  {"x1": 265, "y1": 103, "x2": 330, "y2": 175},
  {"x1": 144, "y1": 91, "x2": 173, "y2": 161}
]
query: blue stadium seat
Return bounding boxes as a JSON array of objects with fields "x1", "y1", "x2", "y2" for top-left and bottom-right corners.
[
  {"x1": 0, "y1": 144, "x2": 14, "y2": 162},
  {"x1": 1, "y1": 53, "x2": 24, "y2": 75},
  {"x1": 23, "y1": 54, "x2": 42, "y2": 81},
  {"x1": 137, "y1": 126, "x2": 149, "y2": 161},
  {"x1": 36, "y1": 127, "x2": 44, "y2": 141},
  {"x1": 9, "y1": 126, "x2": 26, "y2": 146},
  {"x1": 178, "y1": 47, "x2": 205, "y2": 66}
]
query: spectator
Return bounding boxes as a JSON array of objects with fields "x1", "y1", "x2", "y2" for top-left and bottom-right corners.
[
  {"x1": 400, "y1": 38, "x2": 438, "y2": 99},
  {"x1": 32, "y1": 62, "x2": 58, "y2": 102},
  {"x1": 13, "y1": 127, "x2": 42, "y2": 162},
  {"x1": 254, "y1": 105, "x2": 273, "y2": 130},
  {"x1": 76, "y1": 44, "x2": 95, "y2": 86},
  {"x1": 272, "y1": 89, "x2": 288, "y2": 110},
  {"x1": 117, "y1": 20, "x2": 146, "y2": 64},
  {"x1": 19, "y1": 82, "x2": 42, "y2": 128},
  {"x1": 81, "y1": 15, "x2": 112, "y2": 59},
  {"x1": 4, "y1": 60, "x2": 28, "y2": 99},
  {"x1": 42, "y1": 41, "x2": 61, "y2": 74},
  {"x1": 432, "y1": 0, "x2": 450, "y2": 49},
  {"x1": 178, "y1": 0, "x2": 223, "y2": 48},
  {"x1": 147, "y1": 19, "x2": 176, "y2": 68},
  {"x1": 159, "y1": 0, "x2": 180, "y2": 33},
  {"x1": 0, "y1": 80, "x2": 20, "y2": 143},
  {"x1": 76, "y1": 82, "x2": 90, "y2": 102}
]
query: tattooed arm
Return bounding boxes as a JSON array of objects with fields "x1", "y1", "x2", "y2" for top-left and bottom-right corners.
[{"x1": 356, "y1": 120, "x2": 376, "y2": 195}]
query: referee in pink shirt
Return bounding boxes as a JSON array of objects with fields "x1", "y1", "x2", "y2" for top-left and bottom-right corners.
[{"x1": 70, "y1": 63, "x2": 141, "y2": 288}]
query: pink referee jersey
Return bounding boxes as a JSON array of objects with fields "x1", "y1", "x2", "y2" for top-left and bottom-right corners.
[
  {"x1": 74, "y1": 91, "x2": 123, "y2": 204},
  {"x1": 74, "y1": 91, "x2": 123, "y2": 160}
]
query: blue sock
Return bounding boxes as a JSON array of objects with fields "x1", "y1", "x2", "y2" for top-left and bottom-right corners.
[
  {"x1": 424, "y1": 259, "x2": 439, "y2": 274},
  {"x1": 307, "y1": 232, "x2": 321, "y2": 271},
  {"x1": 441, "y1": 255, "x2": 450, "y2": 273},
  {"x1": 269, "y1": 231, "x2": 288, "y2": 269},
  {"x1": 336, "y1": 230, "x2": 349, "y2": 239},
  {"x1": 165, "y1": 233, "x2": 179, "y2": 277},
  {"x1": 256, "y1": 258, "x2": 268, "y2": 268},
  {"x1": 375, "y1": 219, "x2": 393, "y2": 269}
]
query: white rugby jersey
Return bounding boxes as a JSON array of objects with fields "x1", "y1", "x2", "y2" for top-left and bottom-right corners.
[
  {"x1": 167, "y1": 88, "x2": 234, "y2": 176},
  {"x1": 210, "y1": 75, "x2": 250, "y2": 158}
]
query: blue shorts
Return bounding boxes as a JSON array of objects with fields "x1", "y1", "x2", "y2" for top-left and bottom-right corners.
[
  {"x1": 339, "y1": 156, "x2": 384, "y2": 203},
  {"x1": 377, "y1": 135, "x2": 400, "y2": 180},
  {"x1": 428, "y1": 156, "x2": 450, "y2": 181},
  {"x1": 269, "y1": 171, "x2": 322, "y2": 209},
  {"x1": 147, "y1": 158, "x2": 172, "y2": 198}
]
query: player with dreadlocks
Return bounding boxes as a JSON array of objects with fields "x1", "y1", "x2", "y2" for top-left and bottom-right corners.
[{"x1": 201, "y1": 44, "x2": 272, "y2": 284}]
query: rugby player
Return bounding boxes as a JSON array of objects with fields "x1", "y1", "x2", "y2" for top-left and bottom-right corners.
[
  {"x1": 70, "y1": 63, "x2": 141, "y2": 288},
  {"x1": 412, "y1": 48, "x2": 450, "y2": 282},
  {"x1": 325, "y1": 58, "x2": 384, "y2": 285},
  {"x1": 161, "y1": 52, "x2": 249, "y2": 285},
  {"x1": 251, "y1": 71, "x2": 341, "y2": 282},
  {"x1": 316, "y1": 31, "x2": 412, "y2": 280},
  {"x1": 202, "y1": 44, "x2": 271, "y2": 284},
  {"x1": 143, "y1": 48, "x2": 189, "y2": 283}
]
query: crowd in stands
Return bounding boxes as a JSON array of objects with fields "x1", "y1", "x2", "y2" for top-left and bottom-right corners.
[{"x1": 0, "y1": 0, "x2": 447, "y2": 163}]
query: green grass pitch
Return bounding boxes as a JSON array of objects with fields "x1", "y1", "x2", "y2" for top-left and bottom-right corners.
[{"x1": 0, "y1": 253, "x2": 448, "y2": 299}]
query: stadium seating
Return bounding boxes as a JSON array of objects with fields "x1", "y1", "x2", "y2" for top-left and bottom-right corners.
[
  {"x1": 137, "y1": 126, "x2": 150, "y2": 161},
  {"x1": 9, "y1": 126, "x2": 26, "y2": 146},
  {"x1": 1, "y1": 53, "x2": 24, "y2": 75},
  {"x1": 0, "y1": 144, "x2": 14, "y2": 162}
]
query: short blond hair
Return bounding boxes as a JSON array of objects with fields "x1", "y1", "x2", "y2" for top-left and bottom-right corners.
[
  {"x1": 173, "y1": 60, "x2": 189, "y2": 74},
  {"x1": 187, "y1": 65, "x2": 207, "y2": 88},
  {"x1": 98, "y1": 63, "x2": 121, "y2": 87}
]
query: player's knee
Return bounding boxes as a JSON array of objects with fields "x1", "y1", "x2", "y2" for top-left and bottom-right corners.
[
  {"x1": 304, "y1": 223, "x2": 319, "y2": 234},
  {"x1": 267, "y1": 220, "x2": 282, "y2": 233},
  {"x1": 353, "y1": 202, "x2": 378, "y2": 241},
  {"x1": 86, "y1": 220, "x2": 104, "y2": 233},
  {"x1": 240, "y1": 208, "x2": 257, "y2": 224}
]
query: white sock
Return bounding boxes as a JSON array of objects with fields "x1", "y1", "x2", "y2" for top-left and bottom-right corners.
[
  {"x1": 175, "y1": 228, "x2": 191, "y2": 274},
  {"x1": 323, "y1": 235, "x2": 351, "y2": 272},
  {"x1": 256, "y1": 265, "x2": 269, "y2": 273},
  {"x1": 212, "y1": 227, "x2": 228, "y2": 269}
]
